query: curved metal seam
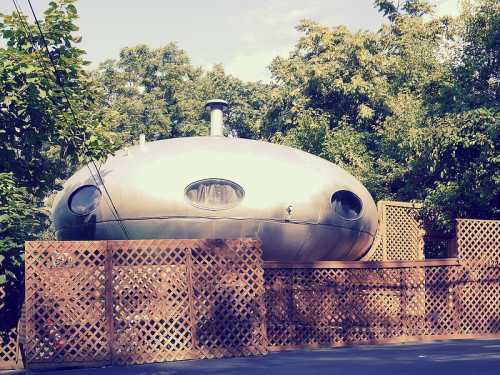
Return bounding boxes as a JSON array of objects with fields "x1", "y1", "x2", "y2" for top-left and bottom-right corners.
[{"x1": 56, "y1": 216, "x2": 376, "y2": 237}]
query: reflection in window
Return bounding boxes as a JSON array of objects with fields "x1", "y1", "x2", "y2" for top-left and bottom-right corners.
[
  {"x1": 185, "y1": 179, "x2": 244, "y2": 210},
  {"x1": 331, "y1": 190, "x2": 363, "y2": 220},
  {"x1": 69, "y1": 185, "x2": 102, "y2": 215}
]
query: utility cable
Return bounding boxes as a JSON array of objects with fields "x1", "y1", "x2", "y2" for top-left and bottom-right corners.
[{"x1": 12, "y1": 0, "x2": 130, "y2": 239}]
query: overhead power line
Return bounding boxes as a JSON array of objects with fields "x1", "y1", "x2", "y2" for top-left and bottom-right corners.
[{"x1": 12, "y1": 0, "x2": 130, "y2": 239}]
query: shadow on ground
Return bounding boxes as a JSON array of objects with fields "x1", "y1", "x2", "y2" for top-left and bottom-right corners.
[{"x1": 26, "y1": 339, "x2": 500, "y2": 375}]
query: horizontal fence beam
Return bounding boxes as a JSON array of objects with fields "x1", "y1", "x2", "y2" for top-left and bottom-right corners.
[
  {"x1": 263, "y1": 258, "x2": 461, "y2": 269},
  {"x1": 3, "y1": 216, "x2": 497, "y2": 370},
  {"x1": 379, "y1": 200, "x2": 423, "y2": 209}
]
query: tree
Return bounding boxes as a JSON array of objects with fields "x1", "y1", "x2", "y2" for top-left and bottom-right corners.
[
  {"x1": 262, "y1": 0, "x2": 499, "y2": 233},
  {"x1": 186, "y1": 64, "x2": 270, "y2": 139},
  {"x1": 0, "y1": 0, "x2": 115, "y2": 300},
  {"x1": 95, "y1": 47, "x2": 270, "y2": 145},
  {"x1": 416, "y1": 0, "x2": 500, "y2": 229},
  {"x1": 263, "y1": 8, "x2": 452, "y2": 197},
  {"x1": 452, "y1": 0, "x2": 499, "y2": 109},
  {"x1": 95, "y1": 43, "x2": 200, "y2": 145},
  {"x1": 0, "y1": 0, "x2": 114, "y2": 195},
  {"x1": 0, "y1": 173, "x2": 41, "y2": 326},
  {"x1": 417, "y1": 109, "x2": 499, "y2": 230}
]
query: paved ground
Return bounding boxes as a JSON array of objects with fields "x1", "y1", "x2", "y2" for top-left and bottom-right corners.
[{"x1": 11, "y1": 339, "x2": 500, "y2": 375}]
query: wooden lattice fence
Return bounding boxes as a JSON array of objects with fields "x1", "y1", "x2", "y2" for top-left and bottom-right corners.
[
  {"x1": 1, "y1": 218, "x2": 499, "y2": 371},
  {"x1": 264, "y1": 219, "x2": 499, "y2": 348},
  {"x1": 23, "y1": 239, "x2": 267, "y2": 369},
  {"x1": 363, "y1": 201, "x2": 425, "y2": 261},
  {"x1": 0, "y1": 287, "x2": 21, "y2": 370},
  {"x1": 457, "y1": 219, "x2": 500, "y2": 264}
]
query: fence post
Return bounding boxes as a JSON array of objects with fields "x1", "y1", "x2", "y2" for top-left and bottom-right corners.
[
  {"x1": 104, "y1": 241, "x2": 114, "y2": 364},
  {"x1": 185, "y1": 245, "x2": 198, "y2": 356}
]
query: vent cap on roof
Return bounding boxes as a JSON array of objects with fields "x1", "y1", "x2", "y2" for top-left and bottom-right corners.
[{"x1": 205, "y1": 99, "x2": 228, "y2": 136}]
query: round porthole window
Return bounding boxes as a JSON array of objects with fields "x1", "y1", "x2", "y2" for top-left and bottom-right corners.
[
  {"x1": 185, "y1": 178, "x2": 244, "y2": 210},
  {"x1": 331, "y1": 190, "x2": 363, "y2": 220},
  {"x1": 68, "y1": 185, "x2": 102, "y2": 215}
]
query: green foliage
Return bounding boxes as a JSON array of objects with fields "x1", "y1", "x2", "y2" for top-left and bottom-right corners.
[
  {"x1": 0, "y1": 1, "x2": 115, "y2": 287},
  {"x1": 0, "y1": 0, "x2": 115, "y2": 196},
  {"x1": 95, "y1": 49, "x2": 270, "y2": 145},
  {"x1": 453, "y1": 0, "x2": 499, "y2": 109},
  {"x1": 95, "y1": 43, "x2": 196, "y2": 144},
  {"x1": 0, "y1": 172, "x2": 42, "y2": 327},
  {"x1": 374, "y1": 0, "x2": 433, "y2": 21},
  {"x1": 0, "y1": 0, "x2": 498, "y2": 280},
  {"x1": 263, "y1": 14, "x2": 446, "y2": 198},
  {"x1": 261, "y1": 0, "x2": 499, "y2": 233},
  {"x1": 418, "y1": 109, "x2": 499, "y2": 231},
  {"x1": 0, "y1": 173, "x2": 41, "y2": 282}
]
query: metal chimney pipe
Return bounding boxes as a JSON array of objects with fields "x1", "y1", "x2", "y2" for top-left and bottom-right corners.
[{"x1": 205, "y1": 99, "x2": 228, "y2": 136}]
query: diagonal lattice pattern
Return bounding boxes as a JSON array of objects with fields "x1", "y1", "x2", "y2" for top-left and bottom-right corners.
[
  {"x1": 24, "y1": 241, "x2": 110, "y2": 367},
  {"x1": 383, "y1": 201, "x2": 424, "y2": 261},
  {"x1": 264, "y1": 255, "x2": 499, "y2": 348},
  {"x1": 22, "y1": 239, "x2": 267, "y2": 369},
  {"x1": 366, "y1": 233, "x2": 384, "y2": 261},
  {"x1": 190, "y1": 239, "x2": 268, "y2": 359},
  {"x1": 110, "y1": 240, "x2": 195, "y2": 364},
  {"x1": 265, "y1": 219, "x2": 499, "y2": 349},
  {"x1": 9, "y1": 219, "x2": 498, "y2": 369},
  {"x1": 456, "y1": 219, "x2": 500, "y2": 336},
  {"x1": 362, "y1": 201, "x2": 425, "y2": 261},
  {"x1": 457, "y1": 219, "x2": 500, "y2": 265},
  {"x1": 0, "y1": 287, "x2": 21, "y2": 370},
  {"x1": 0, "y1": 327, "x2": 19, "y2": 370}
]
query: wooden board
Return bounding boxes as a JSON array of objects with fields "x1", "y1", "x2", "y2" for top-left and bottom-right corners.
[{"x1": 22, "y1": 239, "x2": 267, "y2": 369}]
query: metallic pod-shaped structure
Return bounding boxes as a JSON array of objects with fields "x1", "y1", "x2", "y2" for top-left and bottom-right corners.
[{"x1": 52, "y1": 101, "x2": 378, "y2": 261}]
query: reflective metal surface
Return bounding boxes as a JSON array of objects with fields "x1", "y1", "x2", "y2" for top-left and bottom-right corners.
[
  {"x1": 205, "y1": 99, "x2": 228, "y2": 136},
  {"x1": 52, "y1": 136, "x2": 378, "y2": 261}
]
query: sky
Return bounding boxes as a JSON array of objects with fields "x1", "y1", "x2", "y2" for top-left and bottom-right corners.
[{"x1": 3, "y1": 0, "x2": 462, "y2": 82}]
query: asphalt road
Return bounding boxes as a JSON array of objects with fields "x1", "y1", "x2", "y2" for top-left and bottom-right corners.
[{"x1": 12, "y1": 339, "x2": 500, "y2": 375}]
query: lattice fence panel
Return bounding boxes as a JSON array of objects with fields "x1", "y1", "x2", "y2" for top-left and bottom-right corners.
[
  {"x1": 20, "y1": 224, "x2": 498, "y2": 367},
  {"x1": 457, "y1": 219, "x2": 500, "y2": 265},
  {"x1": 110, "y1": 240, "x2": 195, "y2": 365},
  {"x1": 190, "y1": 239, "x2": 268, "y2": 359},
  {"x1": 383, "y1": 202, "x2": 424, "y2": 261},
  {"x1": 23, "y1": 239, "x2": 267, "y2": 369},
  {"x1": 422, "y1": 266, "x2": 461, "y2": 335},
  {"x1": 265, "y1": 267, "x2": 408, "y2": 347},
  {"x1": 362, "y1": 232, "x2": 384, "y2": 261},
  {"x1": 0, "y1": 287, "x2": 21, "y2": 370},
  {"x1": 0, "y1": 327, "x2": 19, "y2": 370},
  {"x1": 265, "y1": 259, "x2": 499, "y2": 348},
  {"x1": 264, "y1": 269, "x2": 295, "y2": 347},
  {"x1": 363, "y1": 201, "x2": 425, "y2": 261},
  {"x1": 457, "y1": 264, "x2": 500, "y2": 335},
  {"x1": 400, "y1": 268, "x2": 426, "y2": 336},
  {"x1": 24, "y1": 241, "x2": 110, "y2": 367},
  {"x1": 456, "y1": 219, "x2": 500, "y2": 336}
]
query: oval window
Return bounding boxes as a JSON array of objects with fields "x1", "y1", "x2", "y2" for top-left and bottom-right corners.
[
  {"x1": 185, "y1": 179, "x2": 244, "y2": 210},
  {"x1": 68, "y1": 185, "x2": 102, "y2": 215},
  {"x1": 331, "y1": 190, "x2": 363, "y2": 220}
]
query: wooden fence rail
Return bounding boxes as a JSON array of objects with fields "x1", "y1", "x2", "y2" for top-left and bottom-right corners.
[
  {"x1": 0, "y1": 287, "x2": 21, "y2": 370},
  {"x1": 22, "y1": 239, "x2": 267, "y2": 369},
  {"x1": 263, "y1": 260, "x2": 498, "y2": 348},
  {"x1": 1, "y1": 218, "x2": 499, "y2": 371},
  {"x1": 263, "y1": 219, "x2": 499, "y2": 349}
]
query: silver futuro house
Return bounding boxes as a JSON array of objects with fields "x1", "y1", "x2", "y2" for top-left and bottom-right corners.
[{"x1": 52, "y1": 100, "x2": 378, "y2": 261}]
